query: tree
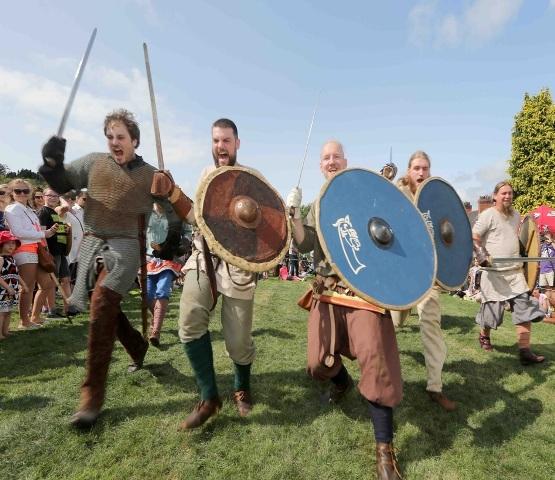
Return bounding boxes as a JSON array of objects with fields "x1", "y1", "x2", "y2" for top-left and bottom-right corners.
[
  {"x1": 5, "y1": 168, "x2": 43, "y2": 181},
  {"x1": 509, "y1": 88, "x2": 555, "y2": 212}
]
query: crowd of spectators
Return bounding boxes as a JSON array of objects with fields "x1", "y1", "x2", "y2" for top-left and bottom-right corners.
[
  {"x1": 0, "y1": 178, "x2": 195, "y2": 340},
  {"x1": 0, "y1": 179, "x2": 87, "y2": 334}
]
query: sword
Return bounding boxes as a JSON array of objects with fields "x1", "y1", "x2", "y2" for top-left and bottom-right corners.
[
  {"x1": 143, "y1": 42, "x2": 164, "y2": 170},
  {"x1": 57, "y1": 28, "x2": 97, "y2": 137},
  {"x1": 296, "y1": 91, "x2": 321, "y2": 188},
  {"x1": 491, "y1": 256, "x2": 555, "y2": 263},
  {"x1": 290, "y1": 91, "x2": 321, "y2": 217}
]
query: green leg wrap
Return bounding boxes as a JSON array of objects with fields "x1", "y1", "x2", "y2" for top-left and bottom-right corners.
[
  {"x1": 184, "y1": 332, "x2": 218, "y2": 401},
  {"x1": 233, "y1": 362, "x2": 252, "y2": 391}
]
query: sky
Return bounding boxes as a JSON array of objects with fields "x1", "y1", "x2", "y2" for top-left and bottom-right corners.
[{"x1": 0, "y1": 0, "x2": 554, "y2": 208}]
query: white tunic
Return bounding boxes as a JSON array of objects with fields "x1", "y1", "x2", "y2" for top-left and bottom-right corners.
[{"x1": 472, "y1": 208, "x2": 528, "y2": 302}]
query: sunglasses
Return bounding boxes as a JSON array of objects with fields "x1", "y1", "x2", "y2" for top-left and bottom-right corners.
[
  {"x1": 34, "y1": 195, "x2": 44, "y2": 199},
  {"x1": 13, "y1": 189, "x2": 31, "y2": 195}
]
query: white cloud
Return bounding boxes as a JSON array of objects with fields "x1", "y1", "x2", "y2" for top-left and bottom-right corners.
[
  {"x1": 551, "y1": 0, "x2": 555, "y2": 9},
  {"x1": 438, "y1": 14, "x2": 460, "y2": 47},
  {"x1": 408, "y1": 0, "x2": 524, "y2": 48},
  {"x1": 408, "y1": 0, "x2": 437, "y2": 47},
  {"x1": 125, "y1": 0, "x2": 161, "y2": 25},
  {"x1": 464, "y1": 0, "x2": 523, "y2": 43},
  {"x1": 0, "y1": 61, "x2": 205, "y2": 191},
  {"x1": 451, "y1": 159, "x2": 508, "y2": 205}
]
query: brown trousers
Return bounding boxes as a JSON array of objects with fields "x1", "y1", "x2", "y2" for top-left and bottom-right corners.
[
  {"x1": 307, "y1": 300, "x2": 403, "y2": 408},
  {"x1": 79, "y1": 270, "x2": 147, "y2": 411}
]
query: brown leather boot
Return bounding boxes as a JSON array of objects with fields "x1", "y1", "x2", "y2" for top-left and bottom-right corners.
[
  {"x1": 116, "y1": 310, "x2": 149, "y2": 373},
  {"x1": 479, "y1": 334, "x2": 493, "y2": 351},
  {"x1": 428, "y1": 391, "x2": 457, "y2": 412},
  {"x1": 71, "y1": 284, "x2": 121, "y2": 429},
  {"x1": 178, "y1": 397, "x2": 223, "y2": 430},
  {"x1": 149, "y1": 298, "x2": 168, "y2": 347},
  {"x1": 519, "y1": 348, "x2": 545, "y2": 366},
  {"x1": 233, "y1": 390, "x2": 253, "y2": 417},
  {"x1": 376, "y1": 442, "x2": 403, "y2": 480}
]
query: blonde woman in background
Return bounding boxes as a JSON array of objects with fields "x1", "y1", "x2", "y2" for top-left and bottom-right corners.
[{"x1": 4, "y1": 179, "x2": 57, "y2": 329}]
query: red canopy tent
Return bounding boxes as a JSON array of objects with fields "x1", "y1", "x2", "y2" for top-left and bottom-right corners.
[{"x1": 529, "y1": 205, "x2": 555, "y2": 233}]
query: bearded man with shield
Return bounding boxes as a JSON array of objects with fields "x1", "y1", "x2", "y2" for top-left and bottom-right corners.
[
  {"x1": 178, "y1": 119, "x2": 261, "y2": 429},
  {"x1": 39, "y1": 109, "x2": 193, "y2": 429},
  {"x1": 390, "y1": 151, "x2": 458, "y2": 412},
  {"x1": 287, "y1": 141, "x2": 405, "y2": 480},
  {"x1": 473, "y1": 180, "x2": 545, "y2": 364}
]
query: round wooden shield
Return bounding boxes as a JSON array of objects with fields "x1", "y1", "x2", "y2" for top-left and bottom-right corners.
[
  {"x1": 415, "y1": 177, "x2": 473, "y2": 290},
  {"x1": 316, "y1": 168, "x2": 437, "y2": 310},
  {"x1": 519, "y1": 214, "x2": 540, "y2": 290},
  {"x1": 195, "y1": 166, "x2": 290, "y2": 272}
]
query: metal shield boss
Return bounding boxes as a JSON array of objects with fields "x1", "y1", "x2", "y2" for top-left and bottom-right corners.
[
  {"x1": 519, "y1": 214, "x2": 540, "y2": 290},
  {"x1": 316, "y1": 168, "x2": 437, "y2": 310},
  {"x1": 415, "y1": 177, "x2": 473, "y2": 290},
  {"x1": 195, "y1": 166, "x2": 291, "y2": 272}
]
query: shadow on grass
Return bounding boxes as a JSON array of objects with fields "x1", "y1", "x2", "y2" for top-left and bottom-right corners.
[
  {"x1": 252, "y1": 328, "x2": 296, "y2": 340},
  {"x1": 0, "y1": 320, "x2": 89, "y2": 379},
  {"x1": 395, "y1": 353, "x2": 548, "y2": 464},
  {"x1": 441, "y1": 314, "x2": 477, "y2": 334},
  {"x1": 89, "y1": 369, "x2": 331, "y2": 431},
  {"x1": 0, "y1": 394, "x2": 52, "y2": 410},
  {"x1": 145, "y1": 361, "x2": 193, "y2": 390}
]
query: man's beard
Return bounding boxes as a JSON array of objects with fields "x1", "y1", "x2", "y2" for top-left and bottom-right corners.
[
  {"x1": 212, "y1": 150, "x2": 237, "y2": 167},
  {"x1": 500, "y1": 204, "x2": 514, "y2": 216}
]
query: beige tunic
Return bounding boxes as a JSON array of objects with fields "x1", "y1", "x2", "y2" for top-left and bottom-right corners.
[
  {"x1": 473, "y1": 208, "x2": 528, "y2": 302},
  {"x1": 183, "y1": 165, "x2": 256, "y2": 300}
]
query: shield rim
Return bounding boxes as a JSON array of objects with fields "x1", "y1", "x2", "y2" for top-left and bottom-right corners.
[
  {"x1": 519, "y1": 214, "x2": 540, "y2": 291},
  {"x1": 415, "y1": 176, "x2": 473, "y2": 291},
  {"x1": 315, "y1": 167, "x2": 437, "y2": 310},
  {"x1": 194, "y1": 165, "x2": 291, "y2": 273}
]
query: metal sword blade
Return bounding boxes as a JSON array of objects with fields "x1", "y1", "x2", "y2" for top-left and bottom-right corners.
[
  {"x1": 143, "y1": 42, "x2": 164, "y2": 170},
  {"x1": 57, "y1": 28, "x2": 97, "y2": 137},
  {"x1": 492, "y1": 256, "x2": 555, "y2": 263},
  {"x1": 296, "y1": 91, "x2": 321, "y2": 188}
]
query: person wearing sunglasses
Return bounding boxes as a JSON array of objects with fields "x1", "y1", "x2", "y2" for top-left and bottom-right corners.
[
  {"x1": 4, "y1": 179, "x2": 58, "y2": 329},
  {"x1": 0, "y1": 183, "x2": 11, "y2": 231},
  {"x1": 30, "y1": 188, "x2": 45, "y2": 212}
]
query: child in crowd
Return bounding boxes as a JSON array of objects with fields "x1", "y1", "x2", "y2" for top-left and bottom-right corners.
[
  {"x1": 0, "y1": 231, "x2": 28, "y2": 338},
  {"x1": 533, "y1": 287, "x2": 553, "y2": 318}
]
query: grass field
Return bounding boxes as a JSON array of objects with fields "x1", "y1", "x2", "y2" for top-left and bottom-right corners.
[{"x1": 1, "y1": 278, "x2": 555, "y2": 479}]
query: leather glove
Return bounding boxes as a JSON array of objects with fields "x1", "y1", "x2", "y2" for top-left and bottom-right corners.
[
  {"x1": 380, "y1": 162, "x2": 398, "y2": 181},
  {"x1": 151, "y1": 170, "x2": 175, "y2": 198},
  {"x1": 474, "y1": 245, "x2": 491, "y2": 268},
  {"x1": 286, "y1": 187, "x2": 302, "y2": 220},
  {"x1": 42, "y1": 136, "x2": 66, "y2": 167}
]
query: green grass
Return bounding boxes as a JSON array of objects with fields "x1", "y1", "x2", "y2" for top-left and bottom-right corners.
[{"x1": 1, "y1": 278, "x2": 555, "y2": 479}]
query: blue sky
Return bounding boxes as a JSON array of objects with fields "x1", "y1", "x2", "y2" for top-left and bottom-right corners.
[{"x1": 1, "y1": 0, "x2": 554, "y2": 208}]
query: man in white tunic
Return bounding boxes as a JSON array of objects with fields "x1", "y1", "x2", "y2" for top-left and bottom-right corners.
[{"x1": 472, "y1": 180, "x2": 545, "y2": 365}]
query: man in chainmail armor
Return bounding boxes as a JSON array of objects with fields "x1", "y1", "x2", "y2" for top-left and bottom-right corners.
[{"x1": 39, "y1": 109, "x2": 192, "y2": 428}]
